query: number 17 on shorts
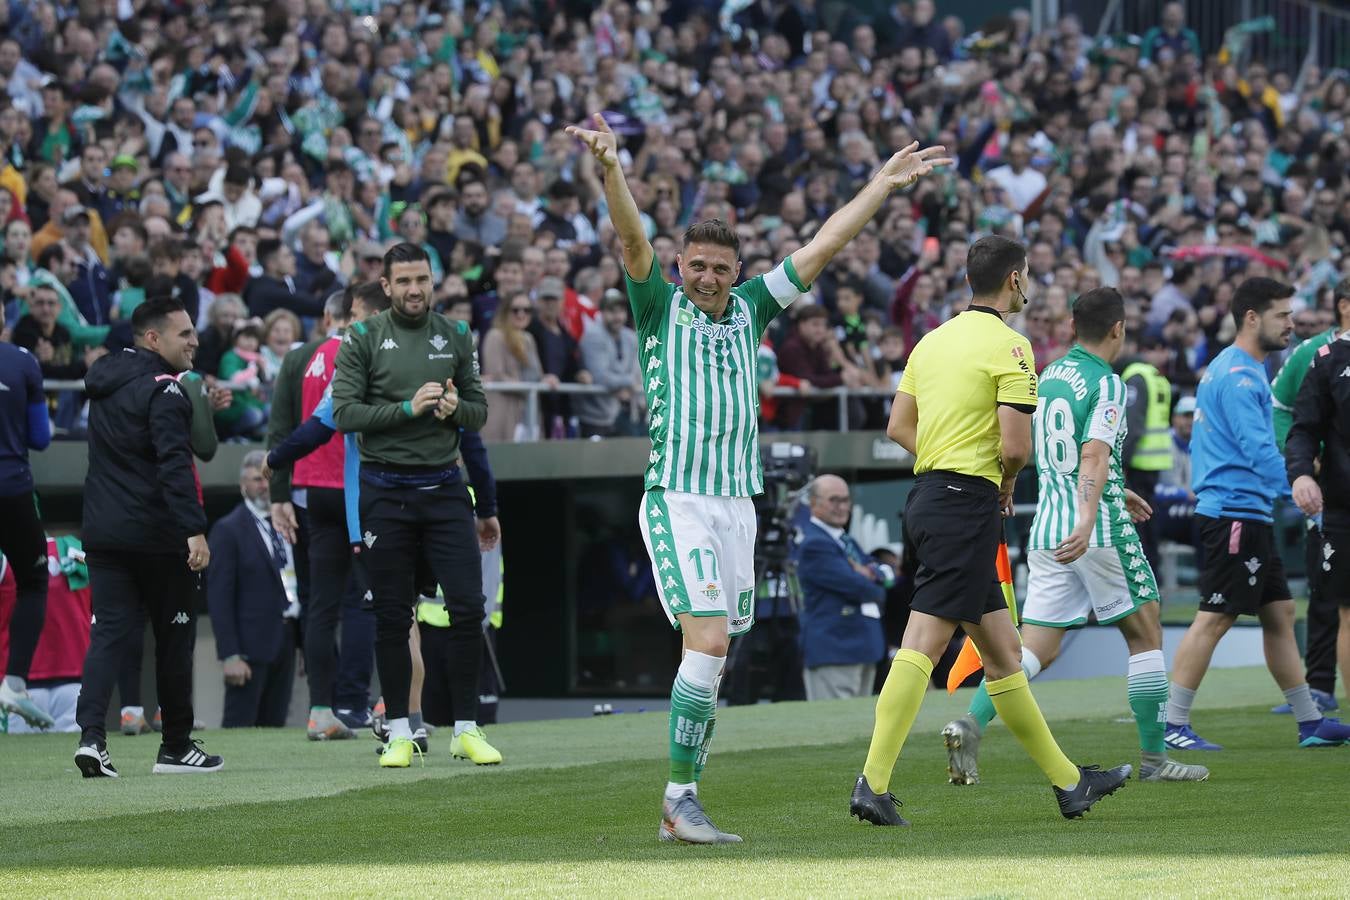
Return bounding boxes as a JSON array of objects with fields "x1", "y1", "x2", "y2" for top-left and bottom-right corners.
[{"x1": 639, "y1": 490, "x2": 757, "y2": 635}]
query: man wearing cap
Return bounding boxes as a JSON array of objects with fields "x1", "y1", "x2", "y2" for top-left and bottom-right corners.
[
  {"x1": 63, "y1": 203, "x2": 114, "y2": 328},
  {"x1": 104, "y1": 155, "x2": 142, "y2": 219},
  {"x1": 577, "y1": 289, "x2": 642, "y2": 437},
  {"x1": 528, "y1": 275, "x2": 592, "y2": 432}
]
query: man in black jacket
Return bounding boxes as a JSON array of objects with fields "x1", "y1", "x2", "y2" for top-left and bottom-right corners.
[
  {"x1": 243, "y1": 238, "x2": 326, "y2": 319},
  {"x1": 1287, "y1": 328, "x2": 1350, "y2": 712},
  {"x1": 73, "y1": 297, "x2": 223, "y2": 778}
]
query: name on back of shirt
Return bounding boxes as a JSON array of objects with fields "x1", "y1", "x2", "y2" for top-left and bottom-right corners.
[{"x1": 1040, "y1": 360, "x2": 1089, "y2": 401}]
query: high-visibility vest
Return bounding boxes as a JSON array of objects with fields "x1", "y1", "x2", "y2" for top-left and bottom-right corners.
[{"x1": 1121, "y1": 361, "x2": 1173, "y2": 471}]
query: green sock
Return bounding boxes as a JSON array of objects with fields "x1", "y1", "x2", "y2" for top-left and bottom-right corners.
[
  {"x1": 1127, "y1": 651, "x2": 1169, "y2": 755},
  {"x1": 967, "y1": 680, "x2": 997, "y2": 730},
  {"x1": 669, "y1": 670, "x2": 716, "y2": 784}
]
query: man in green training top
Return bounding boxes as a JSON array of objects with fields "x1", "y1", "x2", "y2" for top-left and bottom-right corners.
[
  {"x1": 1269, "y1": 276, "x2": 1350, "y2": 715},
  {"x1": 566, "y1": 111, "x2": 951, "y2": 843},
  {"x1": 942, "y1": 287, "x2": 1210, "y2": 785},
  {"x1": 331, "y1": 242, "x2": 500, "y2": 769}
]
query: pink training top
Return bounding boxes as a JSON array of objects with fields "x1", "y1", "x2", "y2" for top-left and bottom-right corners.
[{"x1": 293, "y1": 336, "x2": 346, "y2": 490}]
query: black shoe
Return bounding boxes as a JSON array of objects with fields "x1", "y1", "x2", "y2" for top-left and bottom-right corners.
[
  {"x1": 74, "y1": 740, "x2": 119, "y2": 778},
  {"x1": 152, "y1": 739, "x2": 223, "y2": 775},
  {"x1": 850, "y1": 774, "x2": 910, "y2": 826},
  {"x1": 1054, "y1": 764, "x2": 1132, "y2": 819}
]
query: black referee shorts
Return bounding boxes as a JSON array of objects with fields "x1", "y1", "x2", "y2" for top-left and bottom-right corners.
[
  {"x1": 903, "y1": 471, "x2": 1006, "y2": 625},
  {"x1": 1196, "y1": 514, "x2": 1291, "y2": 616}
]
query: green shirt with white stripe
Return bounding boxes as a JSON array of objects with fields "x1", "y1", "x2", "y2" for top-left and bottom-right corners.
[
  {"x1": 1029, "y1": 345, "x2": 1139, "y2": 550},
  {"x1": 626, "y1": 255, "x2": 806, "y2": 497}
]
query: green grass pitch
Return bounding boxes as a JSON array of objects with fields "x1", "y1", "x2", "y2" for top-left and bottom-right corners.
[{"x1": 2, "y1": 666, "x2": 1346, "y2": 897}]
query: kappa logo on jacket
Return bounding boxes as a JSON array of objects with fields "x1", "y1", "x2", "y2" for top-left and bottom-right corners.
[{"x1": 380, "y1": 339, "x2": 399, "y2": 351}]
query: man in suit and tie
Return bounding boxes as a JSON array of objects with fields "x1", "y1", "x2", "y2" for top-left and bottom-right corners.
[
  {"x1": 794, "y1": 475, "x2": 891, "y2": 700},
  {"x1": 207, "y1": 450, "x2": 301, "y2": 728}
]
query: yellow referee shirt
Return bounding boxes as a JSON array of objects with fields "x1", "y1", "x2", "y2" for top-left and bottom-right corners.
[{"x1": 898, "y1": 306, "x2": 1038, "y2": 486}]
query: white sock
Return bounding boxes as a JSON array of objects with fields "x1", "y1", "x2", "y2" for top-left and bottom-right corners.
[
  {"x1": 1021, "y1": 646, "x2": 1043, "y2": 680},
  {"x1": 1166, "y1": 684, "x2": 1196, "y2": 725},
  {"x1": 1285, "y1": 685, "x2": 1322, "y2": 723},
  {"x1": 453, "y1": 719, "x2": 477, "y2": 736},
  {"x1": 679, "y1": 650, "x2": 725, "y2": 689},
  {"x1": 388, "y1": 716, "x2": 413, "y2": 741},
  {"x1": 665, "y1": 781, "x2": 697, "y2": 800},
  {"x1": 121, "y1": 705, "x2": 144, "y2": 719},
  {"x1": 3, "y1": 675, "x2": 26, "y2": 692}
]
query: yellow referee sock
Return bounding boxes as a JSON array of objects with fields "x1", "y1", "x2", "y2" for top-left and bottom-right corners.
[
  {"x1": 986, "y1": 670, "x2": 1080, "y2": 789},
  {"x1": 862, "y1": 649, "x2": 933, "y2": 794}
]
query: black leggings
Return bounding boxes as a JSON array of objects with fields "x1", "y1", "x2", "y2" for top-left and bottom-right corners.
[{"x1": 0, "y1": 491, "x2": 48, "y2": 682}]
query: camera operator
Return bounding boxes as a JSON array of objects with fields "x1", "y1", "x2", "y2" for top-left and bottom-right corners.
[{"x1": 74, "y1": 297, "x2": 222, "y2": 778}]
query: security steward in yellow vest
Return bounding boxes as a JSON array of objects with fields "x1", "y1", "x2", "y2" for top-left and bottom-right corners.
[{"x1": 1121, "y1": 334, "x2": 1174, "y2": 567}]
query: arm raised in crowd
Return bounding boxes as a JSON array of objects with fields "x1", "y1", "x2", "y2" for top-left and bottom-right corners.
[{"x1": 566, "y1": 113, "x2": 652, "y2": 281}]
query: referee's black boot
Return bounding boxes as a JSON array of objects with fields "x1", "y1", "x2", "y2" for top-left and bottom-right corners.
[
  {"x1": 74, "y1": 740, "x2": 119, "y2": 778},
  {"x1": 850, "y1": 775, "x2": 910, "y2": 826},
  {"x1": 1054, "y1": 763, "x2": 1132, "y2": 819}
]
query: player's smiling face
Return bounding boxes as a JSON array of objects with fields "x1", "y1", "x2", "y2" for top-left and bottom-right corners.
[
  {"x1": 678, "y1": 242, "x2": 741, "y2": 318},
  {"x1": 383, "y1": 260, "x2": 433, "y2": 319}
]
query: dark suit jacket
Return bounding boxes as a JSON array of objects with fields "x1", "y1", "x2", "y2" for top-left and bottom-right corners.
[
  {"x1": 207, "y1": 503, "x2": 291, "y2": 665},
  {"x1": 243, "y1": 274, "x2": 325, "y2": 319},
  {"x1": 792, "y1": 520, "x2": 886, "y2": 668}
]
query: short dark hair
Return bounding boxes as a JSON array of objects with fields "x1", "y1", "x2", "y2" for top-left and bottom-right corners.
[
  {"x1": 355, "y1": 280, "x2": 391, "y2": 315},
  {"x1": 796, "y1": 304, "x2": 829, "y2": 323},
  {"x1": 382, "y1": 241, "x2": 431, "y2": 280},
  {"x1": 131, "y1": 296, "x2": 185, "y2": 338},
  {"x1": 223, "y1": 164, "x2": 252, "y2": 187},
  {"x1": 149, "y1": 237, "x2": 183, "y2": 264},
  {"x1": 1231, "y1": 277, "x2": 1294, "y2": 329},
  {"x1": 1334, "y1": 277, "x2": 1350, "y2": 330},
  {"x1": 966, "y1": 235, "x2": 1027, "y2": 297},
  {"x1": 256, "y1": 238, "x2": 284, "y2": 268},
  {"x1": 681, "y1": 218, "x2": 739, "y2": 256},
  {"x1": 1072, "y1": 287, "x2": 1126, "y2": 343},
  {"x1": 36, "y1": 242, "x2": 67, "y2": 272}
]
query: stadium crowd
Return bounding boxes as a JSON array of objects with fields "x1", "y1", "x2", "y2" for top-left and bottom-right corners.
[{"x1": 0, "y1": 0, "x2": 1342, "y2": 442}]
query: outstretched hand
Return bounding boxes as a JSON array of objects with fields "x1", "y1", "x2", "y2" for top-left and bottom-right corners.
[
  {"x1": 565, "y1": 113, "x2": 619, "y2": 170},
  {"x1": 877, "y1": 142, "x2": 955, "y2": 191}
]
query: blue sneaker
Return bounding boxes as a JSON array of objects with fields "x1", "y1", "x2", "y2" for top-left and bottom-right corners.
[
  {"x1": 1298, "y1": 717, "x2": 1350, "y2": 747},
  {"x1": 1271, "y1": 688, "x2": 1339, "y2": 715},
  {"x1": 1164, "y1": 723, "x2": 1223, "y2": 751},
  {"x1": 334, "y1": 707, "x2": 372, "y2": 730}
]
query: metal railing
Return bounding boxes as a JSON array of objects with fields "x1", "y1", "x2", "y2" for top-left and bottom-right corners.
[
  {"x1": 1057, "y1": 0, "x2": 1350, "y2": 77},
  {"x1": 43, "y1": 379, "x2": 900, "y2": 438}
]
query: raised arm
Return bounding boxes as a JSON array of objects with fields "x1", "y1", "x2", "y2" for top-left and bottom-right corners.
[
  {"x1": 565, "y1": 113, "x2": 652, "y2": 280},
  {"x1": 790, "y1": 142, "x2": 953, "y2": 288}
]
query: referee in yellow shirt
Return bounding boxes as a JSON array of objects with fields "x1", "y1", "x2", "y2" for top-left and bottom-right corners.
[{"x1": 850, "y1": 235, "x2": 1132, "y2": 826}]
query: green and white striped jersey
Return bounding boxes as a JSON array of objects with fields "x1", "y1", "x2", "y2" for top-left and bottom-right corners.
[
  {"x1": 1028, "y1": 345, "x2": 1139, "y2": 550},
  {"x1": 626, "y1": 256, "x2": 807, "y2": 496}
]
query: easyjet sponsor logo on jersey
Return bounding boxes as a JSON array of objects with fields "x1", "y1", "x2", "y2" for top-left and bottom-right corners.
[
  {"x1": 676, "y1": 307, "x2": 749, "y2": 341},
  {"x1": 1040, "y1": 361, "x2": 1088, "y2": 400}
]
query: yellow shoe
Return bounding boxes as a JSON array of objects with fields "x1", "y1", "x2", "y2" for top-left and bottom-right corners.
[
  {"x1": 379, "y1": 737, "x2": 420, "y2": 768},
  {"x1": 450, "y1": 726, "x2": 502, "y2": 765}
]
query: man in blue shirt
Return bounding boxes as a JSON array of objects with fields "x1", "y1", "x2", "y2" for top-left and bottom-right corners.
[
  {"x1": 0, "y1": 302, "x2": 54, "y2": 729},
  {"x1": 1166, "y1": 278, "x2": 1350, "y2": 750}
]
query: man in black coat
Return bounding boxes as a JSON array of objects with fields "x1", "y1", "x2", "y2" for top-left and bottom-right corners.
[
  {"x1": 243, "y1": 238, "x2": 325, "y2": 319},
  {"x1": 208, "y1": 450, "x2": 300, "y2": 729},
  {"x1": 73, "y1": 297, "x2": 223, "y2": 778}
]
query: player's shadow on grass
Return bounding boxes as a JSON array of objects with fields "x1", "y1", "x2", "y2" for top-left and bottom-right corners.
[{"x1": 8, "y1": 716, "x2": 1341, "y2": 870}]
